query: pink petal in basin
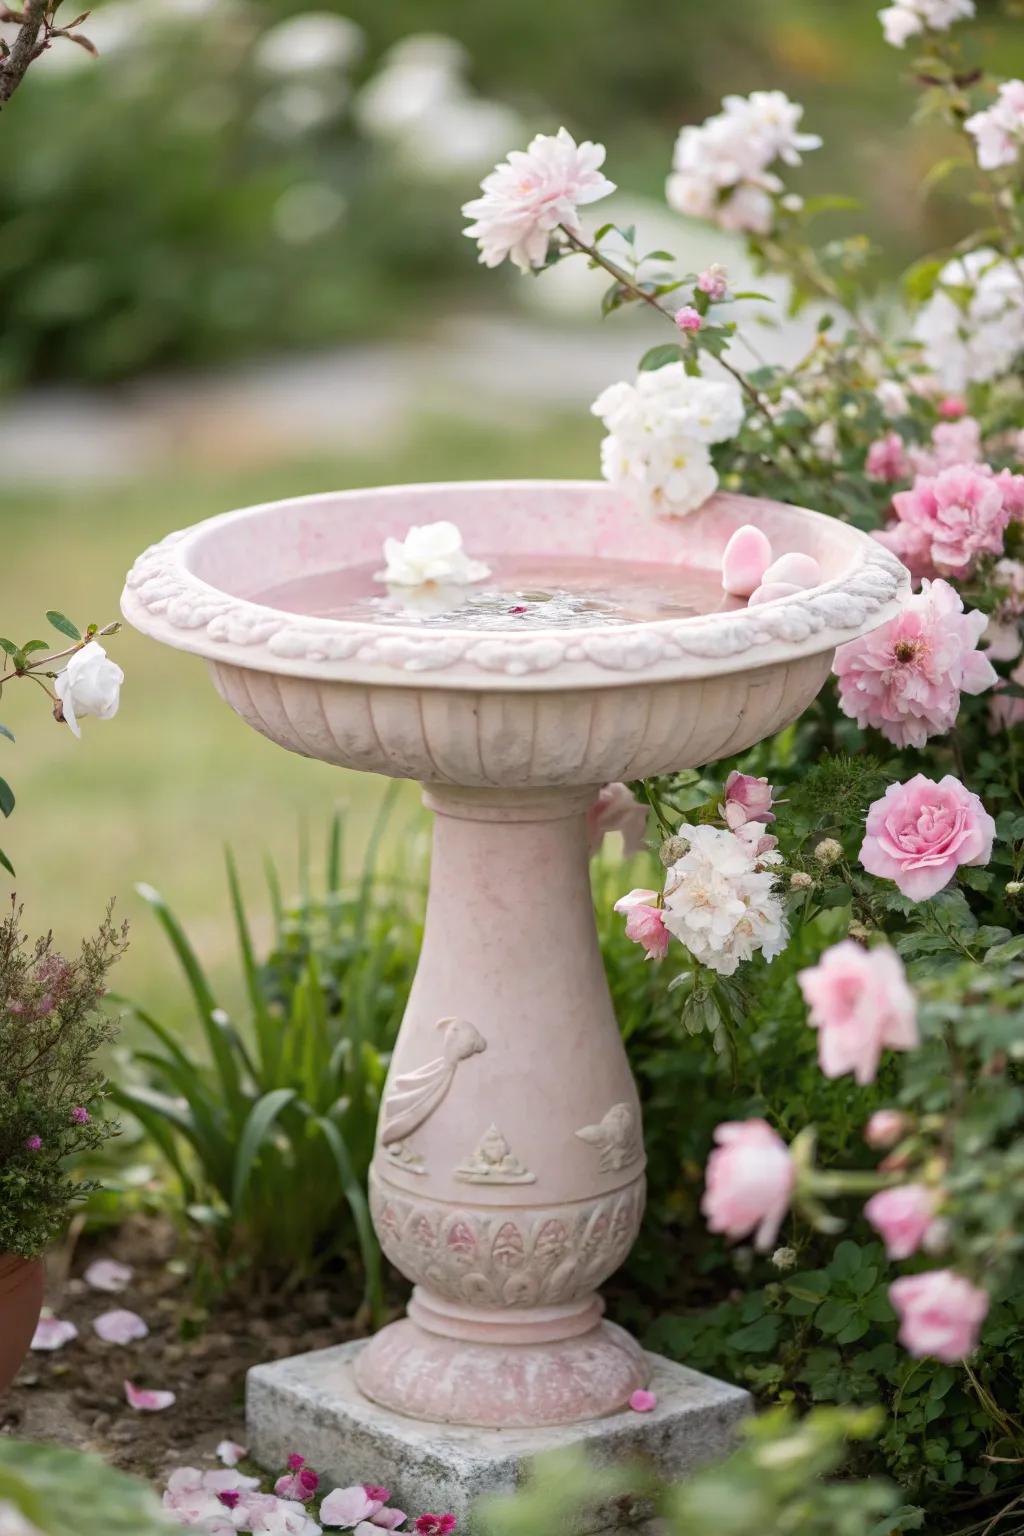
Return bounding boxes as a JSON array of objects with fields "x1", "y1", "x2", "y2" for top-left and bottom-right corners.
[
  {"x1": 762, "y1": 552, "x2": 822, "y2": 589},
  {"x1": 747, "y1": 581, "x2": 803, "y2": 607},
  {"x1": 721, "y1": 525, "x2": 773, "y2": 598}
]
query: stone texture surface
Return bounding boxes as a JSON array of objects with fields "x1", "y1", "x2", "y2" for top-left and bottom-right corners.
[{"x1": 247, "y1": 1341, "x2": 750, "y2": 1535}]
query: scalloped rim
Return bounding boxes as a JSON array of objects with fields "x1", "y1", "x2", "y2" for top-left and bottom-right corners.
[{"x1": 120, "y1": 481, "x2": 911, "y2": 690}]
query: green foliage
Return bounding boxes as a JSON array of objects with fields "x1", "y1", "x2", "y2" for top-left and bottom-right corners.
[
  {"x1": 0, "y1": 1440, "x2": 170, "y2": 1535},
  {"x1": 0, "y1": 903, "x2": 125, "y2": 1258},
  {"x1": 115, "y1": 801, "x2": 420, "y2": 1314}
]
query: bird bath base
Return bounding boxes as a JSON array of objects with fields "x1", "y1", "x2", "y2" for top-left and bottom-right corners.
[{"x1": 247, "y1": 1340, "x2": 750, "y2": 1534}]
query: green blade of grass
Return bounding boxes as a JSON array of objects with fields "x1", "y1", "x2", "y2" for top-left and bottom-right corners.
[
  {"x1": 231, "y1": 1087, "x2": 298, "y2": 1213},
  {"x1": 313, "y1": 1112, "x2": 383, "y2": 1326}
]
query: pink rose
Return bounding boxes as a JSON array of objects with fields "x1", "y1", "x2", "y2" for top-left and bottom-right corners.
[
  {"x1": 588, "y1": 783, "x2": 648, "y2": 856},
  {"x1": 866, "y1": 433, "x2": 909, "y2": 484},
  {"x1": 797, "y1": 941, "x2": 918, "y2": 1084},
  {"x1": 701, "y1": 1119, "x2": 795, "y2": 1251},
  {"x1": 674, "y1": 305, "x2": 703, "y2": 333},
  {"x1": 907, "y1": 418, "x2": 982, "y2": 476},
  {"x1": 832, "y1": 579, "x2": 997, "y2": 749},
  {"x1": 864, "y1": 1110, "x2": 909, "y2": 1149},
  {"x1": 889, "y1": 1269, "x2": 989, "y2": 1363},
  {"x1": 864, "y1": 1183, "x2": 938, "y2": 1259},
  {"x1": 859, "y1": 774, "x2": 995, "y2": 902},
  {"x1": 889, "y1": 463, "x2": 1010, "y2": 577},
  {"x1": 721, "y1": 771, "x2": 775, "y2": 831},
  {"x1": 613, "y1": 888, "x2": 669, "y2": 960}
]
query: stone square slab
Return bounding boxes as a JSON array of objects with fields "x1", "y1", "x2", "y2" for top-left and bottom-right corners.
[{"x1": 247, "y1": 1342, "x2": 750, "y2": 1535}]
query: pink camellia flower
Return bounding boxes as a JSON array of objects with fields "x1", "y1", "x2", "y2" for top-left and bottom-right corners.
[
  {"x1": 889, "y1": 1269, "x2": 989, "y2": 1363},
  {"x1": 990, "y1": 658, "x2": 1024, "y2": 733},
  {"x1": 124, "y1": 1379, "x2": 176, "y2": 1412},
  {"x1": 320, "y1": 1487, "x2": 381, "y2": 1527},
  {"x1": 864, "y1": 1183, "x2": 938, "y2": 1259},
  {"x1": 832, "y1": 579, "x2": 997, "y2": 748},
  {"x1": 887, "y1": 463, "x2": 1010, "y2": 577},
  {"x1": 613, "y1": 889, "x2": 670, "y2": 960},
  {"x1": 697, "y1": 264, "x2": 729, "y2": 300},
  {"x1": 462, "y1": 127, "x2": 615, "y2": 273},
  {"x1": 70, "y1": 1106, "x2": 90, "y2": 1125},
  {"x1": 720, "y1": 770, "x2": 775, "y2": 830},
  {"x1": 674, "y1": 305, "x2": 703, "y2": 333},
  {"x1": 701, "y1": 1119, "x2": 795, "y2": 1251},
  {"x1": 24, "y1": 1135, "x2": 42, "y2": 1152},
  {"x1": 866, "y1": 433, "x2": 909, "y2": 484},
  {"x1": 414, "y1": 1517, "x2": 457, "y2": 1536},
  {"x1": 864, "y1": 1109, "x2": 909, "y2": 1149},
  {"x1": 797, "y1": 941, "x2": 918, "y2": 1085},
  {"x1": 859, "y1": 774, "x2": 995, "y2": 902},
  {"x1": 31, "y1": 1315, "x2": 78, "y2": 1351},
  {"x1": 94, "y1": 1308, "x2": 149, "y2": 1345},
  {"x1": 629, "y1": 1389, "x2": 657, "y2": 1412},
  {"x1": 587, "y1": 782, "x2": 648, "y2": 856},
  {"x1": 84, "y1": 1258, "x2": 133, "y2": 1292}
]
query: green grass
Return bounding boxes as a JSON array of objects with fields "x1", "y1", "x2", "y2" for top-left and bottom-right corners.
[{"x1": 1, "y1": 412, "x2": 598, "y2": 1023}]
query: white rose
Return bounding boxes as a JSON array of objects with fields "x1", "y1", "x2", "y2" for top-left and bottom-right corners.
[
  {"x1": 375, "y1": 520, "x2": 490, "y2": 587},
  {"x1": 54, "y1": 642, "x2": 123, "y2": 739}
]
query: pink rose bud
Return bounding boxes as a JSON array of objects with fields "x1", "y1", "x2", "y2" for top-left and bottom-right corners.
[
  {"x1": 859, "y1": 774, "x2": 995, "y2": 902},
  {"x1": 889, "y1": 1269, "x2": 988, "y2": 1363},
  {"x1": 938, "y1": 395, "x2": 966, "y2": 419},
  {"x1": 721, "y1": 524, "x2": 773, "y2": 598},
  {"x1": 721, "y1": 771, "x2": 775, "y2": 831},
  {"x1": 864, "y1": 1109, "x2": 909, "y2": 1149},
  {"x1": 797, "y1": 941, "x2": 918, "y2": 1085},
  {"x1": 697, "y1": 264, "x2": 729, "y2": 300},
  {"x1": 629, "y1": 1389, "x2": 657, "y2": 1412},
  {"x1": 613, "y1": 889, "x2": 670, "y2": 960},
  {"x1": 674, "y1": 305, "x2": 703, "y2": 333},
  {"x1": 864, "y1": 1183, "x2": 938, "y2": 1259},
  {"x1": 701, "y1": 1119, "x2": 795, "y2": 1251}
]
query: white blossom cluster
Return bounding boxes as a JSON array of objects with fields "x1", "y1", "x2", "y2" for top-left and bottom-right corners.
[
  {"x1": 591, "y1": 363, "x2": 744, "y2": 519},
  {"x1": 913, "y1": 248, "x2": 1024, "y2": 391},
  {"x1": 661, "y1": 823, "x2": 788, "y2": 977},
  {"x1": 665, "y1": 90, "x2": 821, "y2": 236},
  {"x1": 878, "y1": 0, "x2": 974, "y2": 48},
  {"x1": 966, "y1": 80, "x2": 1024, "y2": 171}
]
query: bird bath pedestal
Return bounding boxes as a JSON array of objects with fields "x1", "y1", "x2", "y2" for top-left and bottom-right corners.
[{"x1": 122, "y1": 481, "x2": 907, "y2": 1527}]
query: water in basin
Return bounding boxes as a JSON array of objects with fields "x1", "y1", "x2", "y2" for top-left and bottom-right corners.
[{"x1": 251, "y1": 554, "x2": 738, "y2": 631}]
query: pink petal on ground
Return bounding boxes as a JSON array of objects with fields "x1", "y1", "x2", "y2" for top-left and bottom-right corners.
[
  {"x1": 721, "y1": 525, "x2": 773, "y2": 598},
  {"x1": 629, "y1": 1389, "x2": 657, "y2": 1412},
  {"x1": 761, "y1": 552, "x2": 822, "y2": 589},
  {"x1": 320, "y1": 1486, "x2": 379, "y2": 1526},
  {"x1": 84, "y1": 1259, "x2": 133, "y2": 1293},
  {"x1": 217, "y1": 1440, "x2": 249, "y2": 1468},
  {"x1": 94, "y1": 1309, "x2": 149, "y2": 1345},
  {"x1": 371, "y1": 1510, "x2": 407, "y2": 1530},
  {"x1": 124, "y1": 1379, "x2": 176, "y2": 1412},
  {"x1": 31, "y1": 1316, "x2": 78, "y2": 1351}
]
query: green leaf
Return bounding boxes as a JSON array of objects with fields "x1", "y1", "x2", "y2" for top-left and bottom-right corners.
[
  {"x1": 0, "y1": 639, "x2": 18, "y2": 658},
  {"x1": 985, "y1": 934, "x2": 1024, "y2": 964},
  {"x1": 20, "y1": 640, "x2": 48, "y2": 655},
  {"x1": 46, "y1": 610, "x2": 82, "y2": 641},
  {"x1": 726, "y1": 1314, "x2": 780, "y2": 1352},
  {"x1": 0, "y1": 724, "x2": 12, "y2": 743},
  {"x1": 226, "y1": 847, "x2": 278, "y2": 1085},
  {"x1": 638, "y1": 343, "x2": 685, "y2": 372},
  {"x1": 816, "y1": 1298, "x2": 858, "y2": 1336},
  {"x1": 0, "y1": 777, "x2": 14, "y2": 818},
  {"x1": 313, "y1": 1113, "x2": 383, "y2": 1326},
  {"x1": 231, "y1": 1088, "x2": 297, "y2": 1212},
  {"x1": 0, "y1": 846, "x2": 13, "y2": 877}
]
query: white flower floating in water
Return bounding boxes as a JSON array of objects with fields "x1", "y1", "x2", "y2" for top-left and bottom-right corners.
[{"x1": 376, "y1": 521, "x2": 490, "y2": 588}]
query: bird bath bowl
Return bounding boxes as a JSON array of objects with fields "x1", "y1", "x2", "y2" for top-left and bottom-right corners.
[{"x1": 122, "y1": 480, "x2": 908, "y2": 1430}]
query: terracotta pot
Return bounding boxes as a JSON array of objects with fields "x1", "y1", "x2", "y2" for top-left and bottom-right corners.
[{"x1": 0, "y1": 1253, "x2": 44, "y2": 1393}]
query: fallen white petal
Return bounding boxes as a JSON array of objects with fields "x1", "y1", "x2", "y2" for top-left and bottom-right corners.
[
  {"x1": 30, "y1": 1316, "x2": 78, "y2": 1351},
  {"x1": 124, "y1": 1379, "x2": 176, "y2": 1412},
  {"x1": 216, "y1": 1440, "x2": 249, "y2": 1468},
  {"x1": 94, "y1": 1308, "x2": 149, "y2": 1345},
  {"x1": 84, "y1": 1259, "x2": 133, "y2": 1293}
]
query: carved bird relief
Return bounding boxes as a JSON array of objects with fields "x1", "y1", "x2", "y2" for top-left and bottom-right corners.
[
  {"x1": 380, "y1": 1016, "x2": 486, "y2": 1146},
  {"x1": 575, "y1": 1102, "x2": 642, "y2": 1173}
]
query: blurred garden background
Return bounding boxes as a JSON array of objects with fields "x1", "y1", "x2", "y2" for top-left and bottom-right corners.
[{"x1": 4, "y1": 0, "x2": 1024, "y2": 1017}]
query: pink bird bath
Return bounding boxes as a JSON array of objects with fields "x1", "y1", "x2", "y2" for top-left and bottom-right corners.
[{"x1": 121, "y1": 480, "x2": 907, "y2": 1430}]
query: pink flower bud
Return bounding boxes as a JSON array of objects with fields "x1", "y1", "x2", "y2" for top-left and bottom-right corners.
[
  {"x1": 864, "y1": 1109, "x2": 908, "y2": 1148},
  {"x1": 674, "y1": 305, "x2": 703, "y2": 333},
  {"x1": 697, "y1": 264, "x2": 729, "y2": 300}
]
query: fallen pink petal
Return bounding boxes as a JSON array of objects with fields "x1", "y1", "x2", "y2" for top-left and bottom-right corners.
[
  {"x1": 93, "y1": 1308, "x2": 149, "y2": 1345},
  {"x1": 84, "y1": 1259, "x2": 134, "y2": 1293},
  {"x1": 30, "y1": 1315, "x2": 78, "y2": 1352},
  {"x1": 217, "y1": 1440, "x2": 249, "y2": 1468},
  {"x1": 629, "y1": 1389, "x2": 657, "y2": 1413},
  {"x1": 124, "y1": 1379, "x2": 176, "y2": 1412},
  {"x1": 320, "y1": 1485, "x2": 381, "y2": 1527}
]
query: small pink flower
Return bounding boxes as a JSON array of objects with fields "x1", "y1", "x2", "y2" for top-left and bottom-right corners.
[
  {"x1": 701, "y1": 1119, "x2": 795, "y2": 1251},
  {"x1": 866, "y1": 433, "x2": 909, "y2": 483},
  {"x1": 414, "y1": 1517, "x2": 456, "y2": 1536},
  {"x1": 832, "y1": 579, "x2": 997, "y2": 748},
  {"x1": 217, "y1": 1441, "x2": 248, "y2": 1468},
  {"x1": 864, "y1": 1110, "x2": 909, "y2": 1149},
  {"x1": 721, "y1": 770, "x2": 775, "y2": 831},
  {"x1": 889, "y1": 1269, "x2": 988, "y2": 1363},
  {"x1": 84, "y1": 1258, "x2": 133, "y2": 1292},
  {"x1": 94, "y1": 1308, "x2": 149, "y2": 1345},
  {"x1": 24, "y1": 1135, "x2": 42, "y2": 1152},
  {"x1": 697, "y1": 264, "x2": 728, "y2": 301},
  {"x1": 798, "y1": 941, "x2": 918, "y2": 1085},
  {"x1": 320, "y1": 1486, "x2": 381, "y2": 1527},
  {"x1": 31, "y1": 1315, "x2": 78, "y2": 1351},
  {"x1": 889, "y1": 463, "x2": 1010, "y2": 576},
  {"x1": 859, "y1": 774, "x2": 995, "y2": 902},
  {"x1": 864, "y1": 1183, "x2": 938, "y2": 1259},
  {"x1": 674, "y1": 305, "x2": 703, "y2": 333},
  {"x1": 124, "y1": 1379, "x2": 176, "y2": 1412},
  {"x1": 629, "y1": 1389, "x2": 657, "y2": 1412},
  {"x1": 587, "y1": 782, "x2": 648, "y2": 857},
  {"x1": 613, "y1": 889, "x2": 670, "y2": 960},
  {"x1": 70, "y1": 1106, "x2": 90, "y2": 1124},
  {"x1": 938, "y1": 396, "x2": 966, "y2": 419}
]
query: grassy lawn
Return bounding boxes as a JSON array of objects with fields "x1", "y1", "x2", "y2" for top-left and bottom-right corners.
[{"x1": 2, "y1": 412, "x2": 597, "y2": 1027}]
